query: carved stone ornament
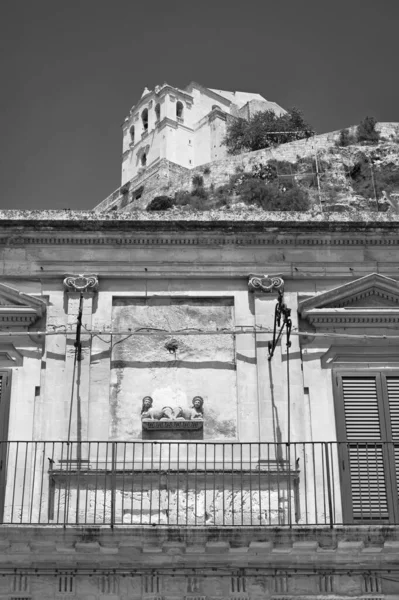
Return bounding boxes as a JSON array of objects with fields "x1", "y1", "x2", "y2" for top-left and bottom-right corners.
[
  {"x1": 141, "y1": 396, "x2": 204, "y2": 430},
  {"x1": 63, "y1": 274, "x2": 99, "y2": 293},
  {"x1": 248, "y1": 274, "x2": 284, "y2": 294}
]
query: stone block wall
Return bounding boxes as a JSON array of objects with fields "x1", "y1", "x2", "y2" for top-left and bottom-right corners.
[{"x1": 94, "y1": 159, "x2": 191, "y2": 213}]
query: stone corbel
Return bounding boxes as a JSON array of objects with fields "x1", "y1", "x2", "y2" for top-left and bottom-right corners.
[
  {"x1": 248, "y1": 274, "x2": 284, "y2": 294},
  {"x1": 63, "y1": 274, "x2": 99, "y2": 293}
]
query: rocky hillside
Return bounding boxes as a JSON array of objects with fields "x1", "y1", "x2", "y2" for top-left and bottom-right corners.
[{"x1": 97, "y1": 123, "x2": 399, "y2": 216}]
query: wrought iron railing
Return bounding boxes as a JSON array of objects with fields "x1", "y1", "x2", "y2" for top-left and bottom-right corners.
[{"x1": 0, "y1": 441, "x2": 396, "y2": 526}]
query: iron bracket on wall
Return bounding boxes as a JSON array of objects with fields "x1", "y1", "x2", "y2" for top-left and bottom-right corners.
[
  {"x1": 74, "y1": 292, "x2": 84, "y2": 361},
  {"x1": 268, "y1": 291, "x2": 292, "y2": 360}
]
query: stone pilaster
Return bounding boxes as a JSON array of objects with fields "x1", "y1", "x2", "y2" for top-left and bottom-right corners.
[
  {"x1": 248, "y1": 275, "x2": 286, "y2": 445},
  {"x1": 63, "y1": 275, "x2": 98, "y2": 446}
]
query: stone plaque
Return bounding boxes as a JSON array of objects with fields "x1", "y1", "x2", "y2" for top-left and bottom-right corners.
[{"x1": 142, "y1": 419, "x2": 203, "y2": 431}]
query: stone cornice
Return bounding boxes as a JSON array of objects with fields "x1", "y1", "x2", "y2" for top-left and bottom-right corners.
[
  {"x1": 158, "y1": 84, "x2": 194, "y2": 103},
  {"x1": 0, "y1": 526, "x2": 398, "y2": 572},
  {"x1": 1, "y1": 217, "x2": 399, "y2": 233},
  {"x1": 0, "y1": 282, "x2": 46, "y2": 327},
  {"x1": 156, "y1": 116, "x2": 194, "y2": 133},
  {"x1": 208, "y1": 107, "x2": 228, "y2": 122},
  {"x1": 303, "y1": 311, "x2": 399, "y2": 327},
  {"x1": 2, "y1": 233, "x2": 399, "y2": 247}
]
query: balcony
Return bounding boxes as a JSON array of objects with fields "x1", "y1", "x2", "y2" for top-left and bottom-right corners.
[{"x1": 0, "y1": 441, "x2": 396, "y2": 526}]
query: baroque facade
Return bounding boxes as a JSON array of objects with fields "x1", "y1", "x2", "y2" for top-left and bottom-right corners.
[{"x1": 0, "y1": 214, "x2": 399, "y2": 599}]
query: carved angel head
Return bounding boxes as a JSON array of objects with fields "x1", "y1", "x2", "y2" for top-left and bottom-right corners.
[
  {"x1": 142, "y1": 396, "x2": 153, "y2": 412},
  {"x1": 192, "y1": 396, "x2": 204, "y2": 411}
]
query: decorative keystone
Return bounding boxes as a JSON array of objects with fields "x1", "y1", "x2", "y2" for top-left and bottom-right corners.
[
  {"x1": 63, "y1": 274, "x2": 99, "y2": 293},
  {"x1": 248, "y1": 274, "x2": 284, "y2": 294}
]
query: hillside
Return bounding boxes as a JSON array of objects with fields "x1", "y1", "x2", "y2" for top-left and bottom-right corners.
[{"x1": 96, "y1": 123, "x2": 399, "y2": 216}]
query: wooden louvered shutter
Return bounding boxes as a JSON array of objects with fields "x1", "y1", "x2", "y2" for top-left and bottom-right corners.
[
  {"x1": 386, "y1": 377, "x2": 399, "y2": 439},
  {"x1": 337, "y1": 375, "x2": 390, "y2": 522},
  {"x1": 385, "y1": 376, "x2": 399, "y2": 516}
]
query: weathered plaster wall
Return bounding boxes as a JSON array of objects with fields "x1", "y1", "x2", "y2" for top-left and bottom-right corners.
[{"x1": 110, "y1": 297, "x2": 237, "y2": 440}]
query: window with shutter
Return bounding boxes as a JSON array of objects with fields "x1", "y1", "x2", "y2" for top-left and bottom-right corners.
[{"x1": 334, "y1": 372, "x2": 399, "y2": 524}]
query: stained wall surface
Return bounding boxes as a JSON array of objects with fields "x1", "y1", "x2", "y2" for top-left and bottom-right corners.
[{"x1": 110, "y1": 297, "x2": 237, "y2": 440}]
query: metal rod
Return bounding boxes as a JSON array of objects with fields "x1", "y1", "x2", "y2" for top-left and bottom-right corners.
[
  {"x1": 111, "y1": 442, "x2": 116, "y2": 528},
  {"x1": 324, "y1": 443, "x2": 334, "y2": 528}
]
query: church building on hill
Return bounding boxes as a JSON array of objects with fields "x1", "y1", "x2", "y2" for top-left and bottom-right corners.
[{"x1": 121, "y1": 82, "x2": 286, "y2": 183}]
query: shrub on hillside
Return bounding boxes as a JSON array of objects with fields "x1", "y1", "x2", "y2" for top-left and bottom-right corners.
[
  {"x1": 237, "y1": 177, "x2": 310, "y2": 211},
  {"x1": 192, "y1": 174, "x2": 204, "y2": 188},
  {"x1": 174, "y1": 191, "x2": 192, "y2": 206},
  {"x1": 348, "y1": 154, "x2": 399, "y2": 199},
  {"x1": 264, "y1": 185, "x2": 310, "y2": 211},
  {"x1": 223, "y1": 107, "x2": 314, "y2": 154},
  {"x1": 192, "y1": 185, "x2": 207, "y2": 199},
  {"x1": 190, "y1": 173, "x2": 208, "y2": 199},
  {"x1": 214, "y1": 184, "x2": 232, "y2": 205},
  {"x1": 146, "y1": 195, "x2": 174, "y2": 211},
  {"x1": 238, "y1": 178, "x2": 271, "y2": 205},
  {"x1": 337, "y1": 128, "x2": 356, "y2": 147},
  {"x1": 356, "y1": 116, "x2": 379, "y2": 144}
]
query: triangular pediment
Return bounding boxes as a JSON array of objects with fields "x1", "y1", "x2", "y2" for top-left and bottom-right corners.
[
  {"x1": 299, "y1": 274, "x2": 399, "y2": 328},
  {"x1": 323, "y1": 287, "x2": 399, "y2": 309},
  {"x1": 0, "y1": 283, "x2": 46, "y2": 328}
]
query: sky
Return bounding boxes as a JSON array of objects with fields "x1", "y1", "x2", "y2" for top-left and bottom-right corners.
[{"x1": 0, "y1": 0, "x2": 398, "y2": 210}]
